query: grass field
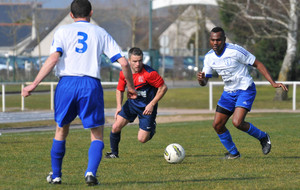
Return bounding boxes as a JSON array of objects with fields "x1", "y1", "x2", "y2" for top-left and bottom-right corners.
[{"x1": 1, "y1": 112, "x2": 300, "y2": 189}]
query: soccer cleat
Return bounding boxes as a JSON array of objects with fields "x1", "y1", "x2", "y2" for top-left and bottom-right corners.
[
  {"x1": 46, "y1": 172, "x2": 61, "y2": 184},
  {"x1": 85, "y1": 172, "x2": 99, "y2": 186},
  {"x1": 260, "y1": 133, "x2": 271, "y2": 155},
  {"x1": 222, "y1": 152, "x2": 241, "y2": 159},
  {"x1": 105, "y1": 152, "x2": 119, "y2": 158}
]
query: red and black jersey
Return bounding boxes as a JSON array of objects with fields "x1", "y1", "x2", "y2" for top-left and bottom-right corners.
[{"x1": 117, "y1": 64, "x2": 164, "y2": 108}]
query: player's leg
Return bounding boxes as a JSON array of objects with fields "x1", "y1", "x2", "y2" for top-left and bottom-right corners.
[
  {"x1": 232, "y1": 107, "x2": 270, "y2": 154},
  {"x1": 137, "y1": 109, "x2": 157, "y2": 143},
  {"x1": 48, "y1": 77, "x2": 78, "y2": 184},
  {"x1": 85, "y1": 126, "x2": 104, "y2": 186},
  {"x1": 48, "y1": 123, "x2": 70, "y2": 184},
  {"x1": 213, "y1": 108, "x2": 240, "y2": 159},
  {"x1": 234, "y1": 83, "x2": 270, "y2": 154},
  {"x1": 137, "y1": 128, "x2": 152, "y2": 143},
  {"x1": 231, "y1": 107, "x2": 249, "y2": 132},
  {"x1": 107, "y1": 101, "x2": 135, "y2": 158},
  {"x1": 106, "y1": 115, "x2": 129, "y2": 158},
  {"x1": 75, "y1": 76, "x2": 106, "y2": 185},
  {"x1": 215, "y1": 91, "x2": 240, "y2": 159}
]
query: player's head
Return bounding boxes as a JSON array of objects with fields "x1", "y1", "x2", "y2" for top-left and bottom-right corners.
[
  {"x1": 209, "y1": 27, "x2": 226, "y2": 55},
  {"x1": 71, "y1": 0, "x2": 92, "y2": 18},
  {"x1": 128, "y1": 47, "x2": 144, "y2": 74},
  {"x1": 211, "y1": 27, "x2": 226, "y2": 38},
  {"x1": 128, "y1": 47, "x2": 144, "y2": 59}
]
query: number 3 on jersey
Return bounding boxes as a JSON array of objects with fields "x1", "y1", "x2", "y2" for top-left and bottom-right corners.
[{"x1": 76, "y1": 32, "x2": 88, "y2": 53}]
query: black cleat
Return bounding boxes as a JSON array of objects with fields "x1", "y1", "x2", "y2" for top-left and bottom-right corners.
[
  {"x1": 105, "y1": 152, "x2": 119, "y2": 158},
  {"x1": 222, "y1": 152, "x2": 241, "y2": 160},
  {"x1": 46, "y1": 172, "x2": 61, "y2": 184},
  {"x1": 85, "y1": 172, "x2": 99, "y2": 186},
  {"x1": 260, "y1": 133, "x2": 271, "y2": 155}
]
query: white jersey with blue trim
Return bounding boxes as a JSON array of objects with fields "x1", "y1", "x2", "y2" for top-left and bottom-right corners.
[
  {"x1": 202, "y1": 43, "x2": 256, "y2": 91},
  {"x1": 50, "y1": 21, "x2": 122, "y2": 79}
]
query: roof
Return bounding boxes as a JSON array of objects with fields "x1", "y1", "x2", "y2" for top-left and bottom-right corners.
[
  {"x1": 0, "y1": 3, "x2": 34, "y2": 47},
  {"x1": 24, "y1": 8, "x2": 67, "y2": 53}
]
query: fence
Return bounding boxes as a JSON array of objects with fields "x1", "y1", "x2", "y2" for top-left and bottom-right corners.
[
  {"x1": 1, "y1": 81, "x2": 300, "y2": 112},
  {"x1": 1, "y1": 82, "x2": 118, "y2": 112},
  {"x1": 208, "y1": 81, "x2": 300, "y2": 111}
]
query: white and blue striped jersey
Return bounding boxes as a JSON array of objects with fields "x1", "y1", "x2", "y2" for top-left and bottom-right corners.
[
  {"x1": 202, "y1": 43, "x2": 256, "y2": 91},
  {"x1": 50, "y1": 21, "x2": 122, "y2": 79}
]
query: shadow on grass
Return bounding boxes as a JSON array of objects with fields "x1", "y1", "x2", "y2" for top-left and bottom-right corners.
[
  {"x1": 102, "y1": 176, "x2": 263, "y2": 186},
  {"x1": 282, "y1": 156, "x2": 300, "y2": 159},
  {"x1": 185, "y1": 154, "x2": 220, "y2": 158},
  {"x1": 153, "y1": 154, "x2": 220, "y2": 158}
]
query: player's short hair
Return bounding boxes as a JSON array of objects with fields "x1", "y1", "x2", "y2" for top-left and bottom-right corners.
[
  {"x1": 211, "y1": 27, "x2": 226, "y2": 38},
  {"x1": 128, "y1": 47, "x2": 143, "y2": 59},
  {"x1": 71, "y1": 0, "x2": 92, "y2": 18}
]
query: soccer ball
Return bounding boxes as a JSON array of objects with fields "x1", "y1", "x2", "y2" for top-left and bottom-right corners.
[{"x1": 164, "y1": 143, "x2": 185, "y2": 164}]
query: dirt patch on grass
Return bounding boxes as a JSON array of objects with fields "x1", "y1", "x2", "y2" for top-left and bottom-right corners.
[{"x1": 105, "y1": 114, "x2": 214, "y2": 125}]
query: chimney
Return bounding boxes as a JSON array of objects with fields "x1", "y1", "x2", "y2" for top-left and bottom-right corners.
[{"x1": 31, "y1": 2, "x2": 37, "y2": 40}]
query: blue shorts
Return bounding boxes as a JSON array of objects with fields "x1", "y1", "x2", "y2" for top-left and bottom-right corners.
[
  {"x1": 217, "y1": 83, "x2": 256, "y2": 113},
  {"x1": 118, "y1": 101, "x2": 157, "y2": 133},
  {"x1": 54, "y1": 76, "x2": 105, "y2": 128}
]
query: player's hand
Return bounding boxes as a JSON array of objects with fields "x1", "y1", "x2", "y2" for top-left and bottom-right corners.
[
  {"x1": 114, "y1": 107, "x2": 122, "y2": 120},
  {"x1": 272, "y1": 83, "x2": 288, "y2": 91},
  {"x1": 21, "y1": 84, "x2": 37, "y2": 97},
  {"x1": 143, "y1": 104, "x2": 154, "y2": 115},
  {"x1": 197, "y1": 71, "x2": 205, "y2": 81},
  {"x1": 197, "y1": 71, "x2": 207, "y2": 86},
  {"x1": 127, "y1": 88, "x2": 137, "y2": 99}
]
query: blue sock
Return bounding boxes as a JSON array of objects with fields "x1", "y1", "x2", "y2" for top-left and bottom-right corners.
[
  {"x1": 246, "y1": 123, "x2": 267, "y2": 140},
  {"x1": 218, "y1": 130, "x2": 239, "y2": 155},
  {"x1": 85, "y1": 140, "x2": 104, "y2": 177},
  {"x1": 51, "y1": 139, "x2": 66, "y2": 178},
  {"x1": 110, "y1": 131, "x2": 121, "y2": 155}
]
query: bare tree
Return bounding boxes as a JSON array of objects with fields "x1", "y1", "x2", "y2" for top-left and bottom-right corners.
[
  {"x1": 219, "y1": 0, "x2": 299, "y2": 100},
  {"x1": 107, "y1": 0, "x2": 145, "y2": 48}
]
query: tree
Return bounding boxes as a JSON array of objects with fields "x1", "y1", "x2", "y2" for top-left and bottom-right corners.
[
  {"x1": 219, "y1": 0, "x2": 299, "y2": 100},
  {"x1": 104, "y1": 0, "x2": 146, "y2": 48}
]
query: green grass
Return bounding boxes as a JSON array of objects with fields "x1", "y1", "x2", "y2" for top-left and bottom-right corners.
[
  {"x1": 1, "y1": 85, "x2": 300, "y2": 111},
  {"x1": 1, "y1": 112, "x2": 300, "y2": 189}
]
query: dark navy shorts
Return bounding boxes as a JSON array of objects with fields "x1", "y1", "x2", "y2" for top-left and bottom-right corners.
[
  {"x1": 217, "y1": 83, "x2": 256, "y2": 113},
  {"x1": 54, "y1": 76, "x2": 105, "y2": 128},
  {"x1": 118, "y1": 101, "x2": 157, "y2": 133}
]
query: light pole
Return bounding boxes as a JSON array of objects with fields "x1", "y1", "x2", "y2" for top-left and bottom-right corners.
[{"x1": 149, "y1": 0, "x2": 152, "y2": 49}]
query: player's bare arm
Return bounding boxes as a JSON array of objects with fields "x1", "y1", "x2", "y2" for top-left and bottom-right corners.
[
  {"x1": 253, "y1": 59, "x2": 288, "y2": 91},
  {"x1": 115, "y1": 89, "x2": 124, "y2": 119},
  {"x1": 117, "y1": 57, "x2": 137, "y2": 99},
  {"x1": 197, "y1": 71, "x2": 208, "y2": 86},
  {"x1": 143, "y1": 83, "x2": 168, "y2": 115},
  {"x1": 22, "y1": 52, "x2": 61, "y2": 97}
]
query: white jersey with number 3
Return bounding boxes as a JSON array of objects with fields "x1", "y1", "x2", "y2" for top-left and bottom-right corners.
[
  {"x1": 50, "y1": 21, "x2": 122, "y2": 79},
  {"x1": 202, "y1": 43, "x2": 256, "y2": 91}
]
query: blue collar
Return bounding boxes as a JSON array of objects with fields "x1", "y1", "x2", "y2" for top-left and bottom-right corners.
[{"x1": 75, "y1": 21, "x2": 89, "y2": 23}]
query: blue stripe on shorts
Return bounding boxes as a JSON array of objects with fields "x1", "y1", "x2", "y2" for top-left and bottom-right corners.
[
  {"x1": 118, "y1": 101, "x2": 157, "y2": 132},
  {"x1": 217, "y1": 83, "x2": 256, "y2": 112},
  {"x1": 54, "y1": 76, "x2": 105, "y2": 128}
]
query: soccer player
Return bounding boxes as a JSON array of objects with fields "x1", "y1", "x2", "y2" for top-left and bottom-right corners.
[
  {"x1": 197, "y1": 27, "x2": 288, "y2": 159},
  {"x1": 22, "y1": 0, "x2": 136, "y2": 186},
  {"x1": 105, "y1": 47, "x2": 168, "y2": 158}
]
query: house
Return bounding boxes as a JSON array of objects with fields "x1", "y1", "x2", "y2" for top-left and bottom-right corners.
[{"x1": 158, "y1": 5, "x2": 222, "y2": 57}]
